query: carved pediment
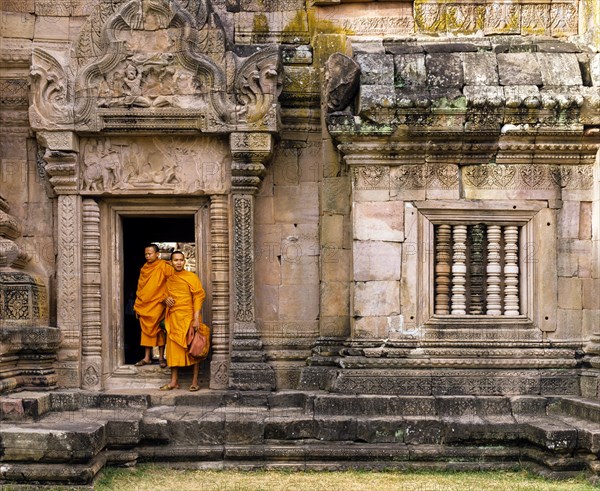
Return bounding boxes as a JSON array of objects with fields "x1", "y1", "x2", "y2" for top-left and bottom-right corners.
[{"x1": 30, "y1": 0, "x2": 281, "y2": 134}]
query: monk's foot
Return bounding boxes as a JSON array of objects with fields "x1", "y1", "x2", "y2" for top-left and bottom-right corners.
[
  {"x1": 159, "y1": 359, "x2": 167, "y2": 368},
  {"x1": 134, "y1": 359, "x2": 151, "y2": 367},
  {"x1": 159, "y1": 383, "x2": 180, "y2": 391}
]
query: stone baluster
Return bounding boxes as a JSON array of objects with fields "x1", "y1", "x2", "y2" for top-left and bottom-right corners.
[
  {"x1": 486, "y1": 225, "x2": 502, "y2": 315},
  {"x1": 209, "y1": 194, "x2": 230, "y2": 389},
  {"x1": 229, "y1": 132, "x2": 276, "y2": 390},
  {"x1": 503, "y1": 225, "x2": 520, "y2": 316},
  {"x1": 451, "y1": 225, "x2": 467, "y2": 315},
  {"x1": 434, "y1": 224, "x2": 452, "y2": 314},
  {"x1": 469, "y1": 224, "x2": 486, "y2": 315}
]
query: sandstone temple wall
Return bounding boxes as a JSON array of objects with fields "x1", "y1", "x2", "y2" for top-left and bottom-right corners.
[{"x1": 0, "y1": 0, "x2": 598, "y2": 395}]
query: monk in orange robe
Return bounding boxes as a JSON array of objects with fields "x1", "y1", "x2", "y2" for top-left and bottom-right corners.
[
  {"x1": 133, "y1": 244, "x2": 173, "y2": 367},
  {"x1": 160, "y1": 250, "x2": 205, "y2": 391}
]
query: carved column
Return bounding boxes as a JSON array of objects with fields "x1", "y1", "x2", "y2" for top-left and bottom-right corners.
[
  {"x1": 81, "y1": 199, "x2": 102, "y2": 389},
  {"x1": 229, "y1": 132, "x2": 276, "y2": 390},
  {"x1": 503, "y1": 225, "x2": 520, "y2": 316},
  {"x1": 434, "y1": 224, "x2": 452, "y2": 315},
  {"x1": 209, "y1": 194, "x2": 230, "y2": 389},
  {"x1": 43, "y1": 149, "x2": 82, "y2": 388},
  {"x1": 486, "y1": 225, "x2": 502, "y2": 316},
  {"x1": 451, "y1": 225, "x2": 467, "y2": 315},
  {"x1": 469, "y1": 224, "x2": 486, "y2": 315}
]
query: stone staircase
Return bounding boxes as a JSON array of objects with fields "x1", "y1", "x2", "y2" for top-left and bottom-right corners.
[{"x1": 1, "y1": 390, "x2": 599, "y2": 488}]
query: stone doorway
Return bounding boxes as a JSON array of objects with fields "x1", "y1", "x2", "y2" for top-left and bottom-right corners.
[
  {"x1": 100, "y1": 200, "x2": 213, "y2": 389},
  {"x1": 121, "y1": 215, "x2": 196, "y2": 365}
]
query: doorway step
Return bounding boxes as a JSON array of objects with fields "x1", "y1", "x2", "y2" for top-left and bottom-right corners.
[{"x1": 1, "y1": 391, "x2": 599, "y2": 487}]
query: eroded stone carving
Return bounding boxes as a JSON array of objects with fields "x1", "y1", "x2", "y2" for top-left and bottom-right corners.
[
  {"x1": 324, "y1": 53, "x2": 360, "y2": 113},
  {"x1": 79, "y1": 136, "x2": 230, "y2": 194},
  {"x1": 30, "y1": 0, "x2": 281, "y2": 134}
]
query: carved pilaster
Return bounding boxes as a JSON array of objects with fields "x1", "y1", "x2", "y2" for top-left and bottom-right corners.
[
  {"x1": 43, "y1": 150, "x2": 82, "y2": 387},
  {"x1": 81, "y1": 199, "x2": 102, "y2": 390},
  {"x1": 229, "y1": 132, "x2": 276, "y2": 390},
  {"x1": 209, "y1": 195, "x2": 230, "y2": 390}
]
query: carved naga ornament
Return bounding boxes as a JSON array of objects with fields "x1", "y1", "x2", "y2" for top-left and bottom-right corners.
[{"x1": 29, "y1": 0, "x2": 282, "y2": 134}]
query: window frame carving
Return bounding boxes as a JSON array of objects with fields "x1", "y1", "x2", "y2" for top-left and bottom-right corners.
[{"x1": 402, "y1": 200, "x2": 557, "y2": 336}]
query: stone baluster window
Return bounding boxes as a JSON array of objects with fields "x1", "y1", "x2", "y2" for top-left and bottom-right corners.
[{"x1": 434, "y1": 223, "x2": 521, "y2": 316}]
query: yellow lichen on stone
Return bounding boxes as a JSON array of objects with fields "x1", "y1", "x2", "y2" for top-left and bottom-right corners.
[{"x1": 252, "y1": 13, "x2": 270, "y2": 34}]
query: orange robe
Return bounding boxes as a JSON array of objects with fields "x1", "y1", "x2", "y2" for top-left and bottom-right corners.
[
  {"x1": 134, "y1": 259, "x2": 173, "y2": 347},
  {"x1": 164, "y1": 269, "x2": 205, "y2": 367}
]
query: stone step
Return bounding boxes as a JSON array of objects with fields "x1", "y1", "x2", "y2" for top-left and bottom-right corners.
[
  {"x1": 1, "y1": 391, "x2": 599, "y2": 487},
  {"x1": 547, "y1": 396, "x2": 600, "y2": 423}
]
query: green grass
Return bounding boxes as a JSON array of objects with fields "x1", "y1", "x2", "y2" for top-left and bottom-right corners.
[{"x1": 95, "y1": 466, "x2": 599, "y2": 491}]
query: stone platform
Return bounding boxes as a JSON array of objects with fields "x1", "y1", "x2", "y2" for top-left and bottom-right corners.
[{"x1": 1, "y1": 390, "x2": 599, "y2": 488}]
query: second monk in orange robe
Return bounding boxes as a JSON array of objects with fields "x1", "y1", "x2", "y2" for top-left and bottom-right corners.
[{"x1": 160, "y1": 250, "x2": 205, "y2": 391}]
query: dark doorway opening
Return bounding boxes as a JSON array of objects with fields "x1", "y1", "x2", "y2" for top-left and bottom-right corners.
[{"x1": 122, "y1": 215, "x2": 195, "y2": 365}]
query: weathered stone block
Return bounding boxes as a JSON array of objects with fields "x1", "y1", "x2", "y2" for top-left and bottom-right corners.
[
  {"x1": 256, "y1": 285, "x2": 279, "y2": 321},
  {"x1": 1, "y1": 423, "x2": 106, "y2": 462},
  {"x1": 356, "y1": 418, "x2": 405, "y2": 443},
  {"x1": 426, "y1": 53, "x2": 464, "y2": 88},
  {"x1": 273, "y1": 146, "x2": 299, "y2": 186},
  {"x1": 537, "y1": 53, "x2": 583, "y2": 86},
  {"x1": 583, "y1": 310, "x2": 600, "y2": 339},
  {"x1": 463, "y1": 52, "x2": 498, "y2": 86},
  {"x1": 353, "y1": 201, "x2": 404, "y2": 242},
  {"x1": 274, "y1": 183, "x2": 319, "y2": 224},
  {"x1": 34, "y1": 16, "x2": 71, "y2": 41},
  {"x1": 265, "y1": 416, "x2": 316, "y2": 439},
  {"x1": 322, "y1": 248, "x2": 351, "y2": 282},
  {"x1": 353, "y1": 240, "x2": 401, "y2": 281},
  {"x1": 281, "y1": 255, "x2": 319, "y2": 285},
  {"x1": 394, "y1": 54, "x2": 426, "y2": 89},
  {"x1": 353, "y1": 315, "x2": 401, "y2": 339},
  {"x1": 356, "y1": 54, "x2": 394, "y2": 85},
  {"x1": 557, "y1": 277, "x2": 582, "y2": 309},
  {"x1": 321, "y1": 176, "x2": 350, "y2": 215},
  {"x1": 558, "y1": 200, "x2": 581, "y2": 239},
  {"x1": 321, "y1": 214, "x2": 344, "y2": 248},
  {"x1": 1, "y1": 12, "x2": 35, "y2": 38},
  {"x1": 321, "y1": 281, "x2": 350, "y2": 317},
  {"x1": 358, "y1": 84, "x2": 396, "y2": 124},
  {"x1": 497, "y1": 53, "x2": 543, "y2": 86},
  {"x1": 353, "y1": 281, "x2": 400, "y2": 317},
  {"x1": 320, "y1": 316, "x2": 351, "y2": 337},
  {"x1": 591, "y1": 54, "x2": 600, "y2": 87},
  {"x1": 403, "y1": 418, "x2": 444, "y2": 444},
  {"x1": 279, "y1": 283, "x2": 319, "y2": 320}
]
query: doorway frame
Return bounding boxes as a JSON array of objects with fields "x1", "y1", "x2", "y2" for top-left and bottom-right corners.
[{"x1": 99, "y1": 197, "x2": 212, "y2": 388}]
